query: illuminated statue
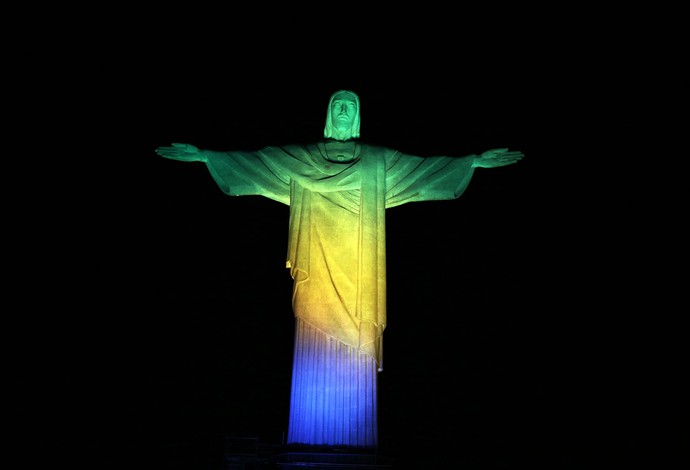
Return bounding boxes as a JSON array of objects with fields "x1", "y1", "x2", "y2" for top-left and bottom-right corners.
[{"x1": 156, "y1": 90, "x2": 523, "y2": 449}]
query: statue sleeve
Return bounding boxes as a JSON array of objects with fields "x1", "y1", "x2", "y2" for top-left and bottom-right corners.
[
  {"x1": 384, "y1": 150, "x2": 477, "y2": 208},
  {"x1": 203, "y1": 148, "x2": 291, "y2": 205}
]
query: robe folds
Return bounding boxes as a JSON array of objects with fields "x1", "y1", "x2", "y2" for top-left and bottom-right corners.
[{"x1": 204, "y1": 141, "x2": 476, "y2": 370}]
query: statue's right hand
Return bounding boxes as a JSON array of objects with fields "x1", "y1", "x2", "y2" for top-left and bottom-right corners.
[{"x1": 155, "y1": 143, "x2": 205, "y2": 162}]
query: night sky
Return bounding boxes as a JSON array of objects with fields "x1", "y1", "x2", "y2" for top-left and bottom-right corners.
[{"x1": 16, "y1": 20, "x2": 656, "y2": 469}]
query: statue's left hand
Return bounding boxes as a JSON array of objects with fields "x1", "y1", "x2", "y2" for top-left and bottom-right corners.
[
  {"x1": 473, "y1": 148, "x2": 524, "y2": 168},
  {"x1": 155, "y1": 143, "x2": 205, "y2": 162}
]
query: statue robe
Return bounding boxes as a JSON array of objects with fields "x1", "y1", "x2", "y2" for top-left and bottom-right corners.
[{"x1": 203, "y1": 141, "x2": 476, "y2": 446}]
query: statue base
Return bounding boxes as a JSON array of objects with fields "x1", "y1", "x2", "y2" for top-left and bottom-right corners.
[{"x1": 223, "y1": 439, "x2": 395, "y2": 469}]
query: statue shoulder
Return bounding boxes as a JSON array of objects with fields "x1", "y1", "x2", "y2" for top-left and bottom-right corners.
[{"x1": 358, "y1": 142, "x2": 396, "y2": 154}]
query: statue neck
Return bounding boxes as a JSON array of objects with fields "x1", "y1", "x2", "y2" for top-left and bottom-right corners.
[{"x1": 323, "y1": 140, "x2": 360, "y2": 163}]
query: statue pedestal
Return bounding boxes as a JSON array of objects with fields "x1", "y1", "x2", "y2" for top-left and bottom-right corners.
[
  {"x1": 223, "y1": 438, "x2": 395, "y2": 469},
  {"x1": 273, "y1": 450, "x2": 394, "y2": 469}
]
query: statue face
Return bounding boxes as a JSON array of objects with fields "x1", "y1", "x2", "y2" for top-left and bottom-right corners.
[{"x1": 330, "y1": 92, "x2": 358, "y2": 132}]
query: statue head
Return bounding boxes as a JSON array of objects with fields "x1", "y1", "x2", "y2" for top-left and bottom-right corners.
[{"x1": 323, "y1": 90, "x2": 360, "y2": 141}]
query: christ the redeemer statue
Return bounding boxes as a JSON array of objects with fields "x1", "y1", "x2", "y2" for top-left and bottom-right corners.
[{"x1": 156, "y1": 89, "x2": 523, "y2": 449}]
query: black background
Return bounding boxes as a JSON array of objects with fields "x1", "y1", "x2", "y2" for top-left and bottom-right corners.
[{"x1": 12, "y1": 11, "x2": 660, "y2": 469}]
